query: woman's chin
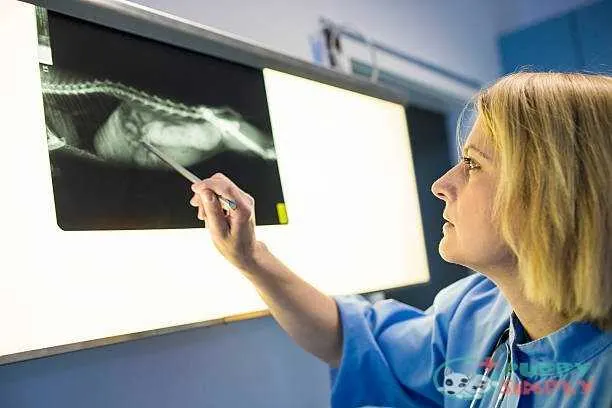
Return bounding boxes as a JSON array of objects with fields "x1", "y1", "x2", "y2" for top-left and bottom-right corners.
[{"x1": 438, "y1": 240, "x2": 459, "y2": 264}]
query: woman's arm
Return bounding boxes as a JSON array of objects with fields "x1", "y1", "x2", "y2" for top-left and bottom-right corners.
[
  {"x1": 245, "y1": 242, "x2": 342, "y2": 366},
  {"x1": 190, "y1": 173, "x2": 342, "y2": 366}
]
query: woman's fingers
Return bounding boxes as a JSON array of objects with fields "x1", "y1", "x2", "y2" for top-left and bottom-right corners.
[
  {"x1": 190, "y1": 173, "x2": 255, "y2": 234},
  {"x1": 190, "y1": 173, "x2": 259, "y2": 271},
  {"x1": 192, "y1": 175, "x2": 252, "y2": 219},
  {"x1": 194, "y1": 186, "x2": 229, "y2": 238},
  {"x1": 189, "y1": 194, "x2": 201, "y2": 207},
  {"x1": 210, "y1": 174, "x2": 251, "y2": 211},
  {"x1": 189, "y1": 194, "x2": 207, "y2": 221}
]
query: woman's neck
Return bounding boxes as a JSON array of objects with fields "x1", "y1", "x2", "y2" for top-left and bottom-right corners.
[{"x1": 485, "y1": 270, "x2": 571, "y2": 341}]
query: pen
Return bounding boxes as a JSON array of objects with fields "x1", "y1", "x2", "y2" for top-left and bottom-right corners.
[{"x1": 139, "y1": 141, "x2": 237, "y2": 211}]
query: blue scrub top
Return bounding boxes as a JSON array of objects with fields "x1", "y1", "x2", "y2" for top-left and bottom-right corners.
[{"x1": 330, "y1": 272, "x2": 612, "y2": 407}]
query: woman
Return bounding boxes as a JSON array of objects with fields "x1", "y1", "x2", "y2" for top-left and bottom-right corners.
[{"x1": 189, "y1": 72, "x2": 611, "y2": 407}]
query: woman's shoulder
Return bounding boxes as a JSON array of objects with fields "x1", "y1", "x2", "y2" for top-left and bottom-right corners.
[
  {"x1": 435, "y1": 272, "x2": 497, "y2": 301},
  {"x1": 331, "y1": 272, "x2": 509, "y2": 340},
  {"x1": 443, "y1": 272, "x2": 510, "y2": 319},
  {"x1": 440, "y1": 273, "x2": 511, "y2": 352},
  {"x1": 429, "y1": 272, "x2": 507, "y2": 319}
]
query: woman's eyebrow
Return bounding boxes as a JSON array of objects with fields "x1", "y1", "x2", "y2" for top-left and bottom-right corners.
[{"x1": 462, "y1": 144, "x2": 491, "y2": 161}]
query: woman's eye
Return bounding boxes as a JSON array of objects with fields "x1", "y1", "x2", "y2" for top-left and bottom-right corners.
[{"x1": 461, "y1": 156, "x2": 480, "y2": 171}]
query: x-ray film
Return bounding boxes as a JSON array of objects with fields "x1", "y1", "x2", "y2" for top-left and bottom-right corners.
[{"x1": 36, "y1": 8, "x2": 287, "y2": 230}]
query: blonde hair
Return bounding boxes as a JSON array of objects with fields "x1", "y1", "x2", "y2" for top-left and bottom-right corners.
[{"x1": 473, "y1": 72, "x2": 612, "y2": 330}]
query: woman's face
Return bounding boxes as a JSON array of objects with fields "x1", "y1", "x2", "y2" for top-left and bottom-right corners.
[{"x1": 431, "y1": 119, "x2": 514, "y2": 272}]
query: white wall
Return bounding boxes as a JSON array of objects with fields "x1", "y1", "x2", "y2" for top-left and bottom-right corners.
[
  {"x1": 130, "y1": 0, "x2": 505, "y2": 97},
  {"x1": 129, "y1": 0, "x2": 600, "y2": 93}
]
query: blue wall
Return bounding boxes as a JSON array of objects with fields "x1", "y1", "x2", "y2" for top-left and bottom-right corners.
[
  {"x1": 499, "y1": 0, "x2": 612, "y2": 74},
  {"x1": 499, "y1": 12, "x2": 583, "y2": 73},
  {"x1": 0, "y1": 317, "x2": 330, "y2": 408},
  {"x1": 576, "y1": 0, "x2": 612, "y2": 73}
]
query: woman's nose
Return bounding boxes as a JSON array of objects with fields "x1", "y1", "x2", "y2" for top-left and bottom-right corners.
[{"x1": 431, "y1": 169, "x2": 454, "y2": 202}]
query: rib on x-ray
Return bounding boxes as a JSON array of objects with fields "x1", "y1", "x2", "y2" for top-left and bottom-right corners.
[{"x1": 37, "y1": 8, "x2": 287, "y2": 230}]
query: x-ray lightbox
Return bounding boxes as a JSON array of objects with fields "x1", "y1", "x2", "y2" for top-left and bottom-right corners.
[{"x1": 0, "y1": 0, "x2": 429, "y2": 364}]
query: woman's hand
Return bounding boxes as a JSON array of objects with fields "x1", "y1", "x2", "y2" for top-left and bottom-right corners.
[{"x1": 189, "y1": 173, "x2": 263, "y2": 273}]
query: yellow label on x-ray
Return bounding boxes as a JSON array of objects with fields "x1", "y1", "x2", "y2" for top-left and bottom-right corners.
[{"x1": 276, "y1": 203, "x2": 288, "y2": 224}]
